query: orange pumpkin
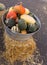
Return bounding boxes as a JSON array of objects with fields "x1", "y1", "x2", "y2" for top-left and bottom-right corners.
[{"x1": 14, "y1": 4, "x2": 25, "y2": 14}]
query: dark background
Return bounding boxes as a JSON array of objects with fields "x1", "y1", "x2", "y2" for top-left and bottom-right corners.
[{"x1": 0, "y1": 0, "x2": 47, "y2": 65}]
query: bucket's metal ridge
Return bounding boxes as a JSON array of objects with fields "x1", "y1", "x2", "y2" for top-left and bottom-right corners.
[{"x1": 2, "y1": 10, "x2": 41, "y2": 41}]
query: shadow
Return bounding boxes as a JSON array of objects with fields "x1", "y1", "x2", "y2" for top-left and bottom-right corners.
[
  {"x1": 14, "y1": 60, "x2": 23, "y2": 65},
  {"x1": 0, "y1": 17, "x2": 6, "y2": 52},
  {"x1": 0, "y1": 56, "x2": 11, "y2": 65}
]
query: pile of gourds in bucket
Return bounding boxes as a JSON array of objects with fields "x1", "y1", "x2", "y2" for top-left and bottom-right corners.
[{"x1": 3, "y1": 3, "x2": 39, "y2": 34}]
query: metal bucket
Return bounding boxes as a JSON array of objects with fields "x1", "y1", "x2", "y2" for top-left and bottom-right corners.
[{"x1": 2, "y1": 10, "x2": 41, "y2": 41}]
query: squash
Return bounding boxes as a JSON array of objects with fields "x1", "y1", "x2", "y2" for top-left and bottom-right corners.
[
  {"x1": 0, "y1": 3, "x2": 5, "y2": 11},
  {"x1": 20, "y1": 14, "x2": 36, "y2": 24},
  {"x1": 5, "y1": 18, "x2": 16, "y2": 28},
  {"x1": 25, "y1": 8, "x2": 30, "y2": 14},
  {"x1": 18, "y1": 19, "x2": 27, "y2": 30},
  {"x1": 27, "y1": 22, "x2": 39, "y2": 33},
  {"x1": 21, "y1": 30, "x2": 27, "y2": 34}
]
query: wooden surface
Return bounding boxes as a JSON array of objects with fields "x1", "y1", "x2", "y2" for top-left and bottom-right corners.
[{"x1": 0, "y1": 0, "x2": 47, "y2": 65}]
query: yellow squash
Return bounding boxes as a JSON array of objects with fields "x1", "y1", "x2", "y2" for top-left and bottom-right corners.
[{"x1": 20, "y1": 14, "x2": 36, "y2": 24}]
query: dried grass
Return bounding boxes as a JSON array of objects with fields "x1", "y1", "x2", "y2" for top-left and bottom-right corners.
[{"x1": 3, "y1": 32, "x2": 36, "y2": 63}]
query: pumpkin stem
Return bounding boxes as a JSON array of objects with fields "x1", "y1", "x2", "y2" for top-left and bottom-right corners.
[
  {"x1": 16, "y1": 2, "x2": 23, "y2": 6},
  {"x1": 20, "y1": 2, "x2": 23, "y2": 6}
]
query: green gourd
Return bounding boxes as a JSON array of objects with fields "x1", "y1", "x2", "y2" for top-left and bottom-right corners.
[
  {"x1": 5, "y1": 18, "x2": 16, "y2": 28},
  {"x1": 27, "y1": 22, "x2": 39, "y2": 33},
  {"x1": 18, "y1": 19, "x2": 27, "y2": 30}
]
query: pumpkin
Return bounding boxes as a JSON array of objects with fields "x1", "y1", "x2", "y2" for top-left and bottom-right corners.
[
  {"x1": 18, "y1": 19, "x2": 27, "y2": 30},
  {"x1": 20, "y1": 14, "x2": 36, "y2": 24},
  {"x1": 14, "y1": 4, "x2": 25, "y2": 14},
  {"x1": 6, "y1": 11, "x2": 17, "y2": 19},
  {"x1": 5, "y1": 18, "x2": 16, "y2": 28}
]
